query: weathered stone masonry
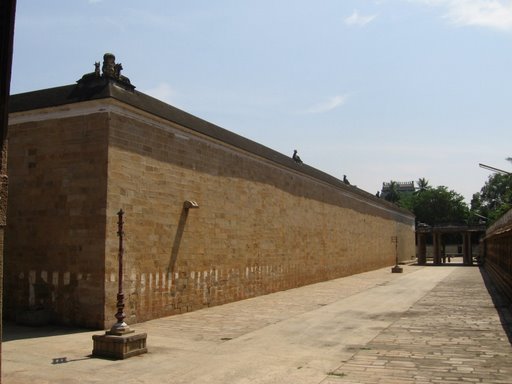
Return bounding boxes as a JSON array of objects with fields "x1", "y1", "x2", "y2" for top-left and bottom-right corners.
[
  {"x1": 484, "y1": 208, "x2": 512, "y2": 302},
  {"x1": 6, "y1": 77, "x2": 415, "y2": 329},
  {"x1": 6, "y1": 108, "x2": 109, "y2": 328}
]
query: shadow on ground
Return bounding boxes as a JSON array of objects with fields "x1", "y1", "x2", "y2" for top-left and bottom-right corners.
[
  {"x1": 2, "y1": 321, "x2": 93, "y2": 342},
  {"x1": 480, "y1": 266, "x2": 512, "y2": 346}
]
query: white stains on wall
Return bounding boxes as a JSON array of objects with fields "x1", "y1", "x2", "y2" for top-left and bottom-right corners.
[
  {"x1": 29, "y1": 270, "x2": 36, "y2": 307},
  {"x1": 140, "y1": 273, "x2": 146, "y2": 294},
  {"x1": 116, "y1": 264, "x2": 289, "y2": 315},
  {"x1": 20, "y1": 264, "x2": 283, "y2": 317},
  {"x1": 52, "y1": 272, "x2": 59, "y2": 303},
  {"x1": 22, "y1": 270, "x2": 84, "y2": 306}
]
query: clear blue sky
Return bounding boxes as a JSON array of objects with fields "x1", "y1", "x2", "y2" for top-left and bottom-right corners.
[{"x1": 10, "y1": 0, "x2": 512, "y2": 203}]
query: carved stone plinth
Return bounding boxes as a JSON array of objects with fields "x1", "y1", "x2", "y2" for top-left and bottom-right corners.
[
  {"x1": 92, "y1": 332, "x2": 147, "y2": 360},
  {"x1": 391, "y1": 265, "x2": 403, "y2": 273}
]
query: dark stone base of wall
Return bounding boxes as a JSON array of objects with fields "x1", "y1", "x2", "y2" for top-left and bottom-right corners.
[
  {"x1": 485, "y1": 261, "x2": 512, "y2": 304},
  {"x1": 15, "y1": 308, "x2": 54, "y2": 327}
]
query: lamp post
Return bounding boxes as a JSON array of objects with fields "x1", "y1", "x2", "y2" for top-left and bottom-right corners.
[
  {"x1": 109, "y1": 209, "x2": 132, "y2": 335},
  {"x1": 478, "y1": 163, "x2": 511, "y2": 175},
  {"x1": 391, "y1": 236, "x2": 403, "y2": 273},
  {"x1": 92, "y1": 209, "x2": 147, "y2": 359}
]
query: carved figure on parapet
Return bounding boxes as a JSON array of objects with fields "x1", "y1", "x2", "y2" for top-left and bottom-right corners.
[
  {"x1": 102, "y1": 53, "x2": 116, "y2": 78},
  {"x1": 114, "y1": 63, "x2": 123, "y2": 78},
  {"x1": 77, "y1": 52, "x2": 135, "y2": 91}
]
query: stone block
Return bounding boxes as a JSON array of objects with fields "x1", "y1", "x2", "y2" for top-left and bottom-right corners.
[{"x1": 92, "y1": 332, "x2": 147, "y2": 360}]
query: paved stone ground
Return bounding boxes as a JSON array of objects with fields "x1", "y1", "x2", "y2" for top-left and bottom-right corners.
[
  {"x1": 2, "y1": 264, "x2": 512, "y2": 384},
  {"x1": 323, "y1": 267, "x2": 512, "y2": 384}
]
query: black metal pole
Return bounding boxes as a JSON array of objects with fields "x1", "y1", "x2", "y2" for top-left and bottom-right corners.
[
  {"x1": 109, "y1": 209, "x2": 132, "y2": 334},
  {"x1": 391, "y1": 235, "x2": 403, "y2": 273},
  {"x1": 114, "y1": 209, "x2": 126, "y2": 325}
]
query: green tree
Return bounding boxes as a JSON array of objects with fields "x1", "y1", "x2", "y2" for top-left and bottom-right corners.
[
  {"x1": 383, "y1": 180, "x2": 400, "y2": 203},
  {"x1": 382, "y1": 178, "x2": 469, "y2": 226},
  {"x1": 416, "y1": 177, "x2": 430, "y2": 193},
  {"x1": 471, "y1": 172, "x2": 512, "y2": 224},
  {"x1": 399, "y1": 186, "x2": 469, "y2": 225}
]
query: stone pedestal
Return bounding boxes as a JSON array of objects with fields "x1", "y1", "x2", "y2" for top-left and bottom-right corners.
[
  {"x1": 92, "y1": 331, "x2": 147, "y2": 359},
  {"x1": 391, "y1": 265, "x2": 403, "y2": 273}
]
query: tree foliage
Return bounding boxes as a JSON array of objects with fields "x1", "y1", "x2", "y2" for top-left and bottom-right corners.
[
  {"x1": 416, "y1": 177, "x2": 429, "y2": 193},
  {"x1": 471, "y1": 173, "x2": 512, "y2": 224},
  {"x1": 383, "y1": 181, "x2": 400, "y2": 203},
  {"x1": 399, "y1": 184, "x2": 469, "y2": 226},
  {"x1": 383, "y1": 158, "x2": 511, "y2": 227},
  {"x1": 383, "y1": 178, "x2": 469, "y2": 225}
]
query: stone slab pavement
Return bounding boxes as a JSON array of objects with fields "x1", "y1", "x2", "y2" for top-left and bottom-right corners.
[{"x1": 2, "y1": 264, "x2": 512, "y2": 384}]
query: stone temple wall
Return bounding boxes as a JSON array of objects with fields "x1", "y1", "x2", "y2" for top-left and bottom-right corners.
[
  {"x1": 6, "y1": 88, "x2": 415, "y2": 329},
  {"x1": 484, "y1": 208, "x2": 512, "y2": 302},
  {"x1": 6, "y1": 105, "x2": 109, "y2": 328}
]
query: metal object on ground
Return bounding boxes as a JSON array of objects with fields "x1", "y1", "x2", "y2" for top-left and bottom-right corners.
[
  {"x1": 92, "y1": 209, "x2": 147, "y2": 359},
  {"x1": 109, "y1": 209, "x2": 132, "y2": 335},
  {"x1": 391, "y1": 236, "x2": 403, "y2": 273}
]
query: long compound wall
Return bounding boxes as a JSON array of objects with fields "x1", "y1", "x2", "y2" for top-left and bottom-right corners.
[
  {"x1": 7, "y1": 92, "x2": 415, "y2": 329},
  {"x1": 484, "y1": 208, "x2": 512, "y2": 302},
  {"x1": 104, "y1": 99, "x2": 415, "y2": 327}
]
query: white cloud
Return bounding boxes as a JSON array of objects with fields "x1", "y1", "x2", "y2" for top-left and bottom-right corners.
[
  {"x1": 414, "y1": 0, "x2": 512, "y2": 31},
  {"x1": 304, "y1": 95, "x2": 348, "y2": 114},
  {"x1": 445, "y1": 0, "x2": 512, "y2": 30},
  {"x1": 143, "y1": 82, "x2": 175, "y2": 104},
  {"x1": 344, "y1": 10, "x2": 378, "y2": 27}
]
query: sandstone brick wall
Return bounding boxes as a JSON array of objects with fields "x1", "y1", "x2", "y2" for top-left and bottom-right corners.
[
  {"x1": 7, "y1": 97, "x2": 415, "y2": 329},
  {"x1": 484, "y1": 209, "x2": 512, "y2": 302},
  {"x1": 5, "y1": 107, "x2": 109, "y2": 328},
  {"x1": 104, "y1": 101, "x2": 415, "y2": 327}
]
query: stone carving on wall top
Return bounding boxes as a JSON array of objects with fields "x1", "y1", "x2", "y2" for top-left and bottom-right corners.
[{"x1": 77, "y1": 53, "x2": 135, "y2": 91}]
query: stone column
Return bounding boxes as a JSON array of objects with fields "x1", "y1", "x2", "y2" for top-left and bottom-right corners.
[
  {"x1": 463, "y1": 232, "x2": 472, "y2": 265},
  {"x1": 433, "y1": 232, "x2": 441, "y2": 265},
  {"x1": 468, "y1": 233, "x2": 473, "y2": 265},
  {"x1": 462, "y1": 231, "x2": 468, "y2": 265},
  {"x1": 417, "y1": 233, "x2": 427, "y2": 265}
]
